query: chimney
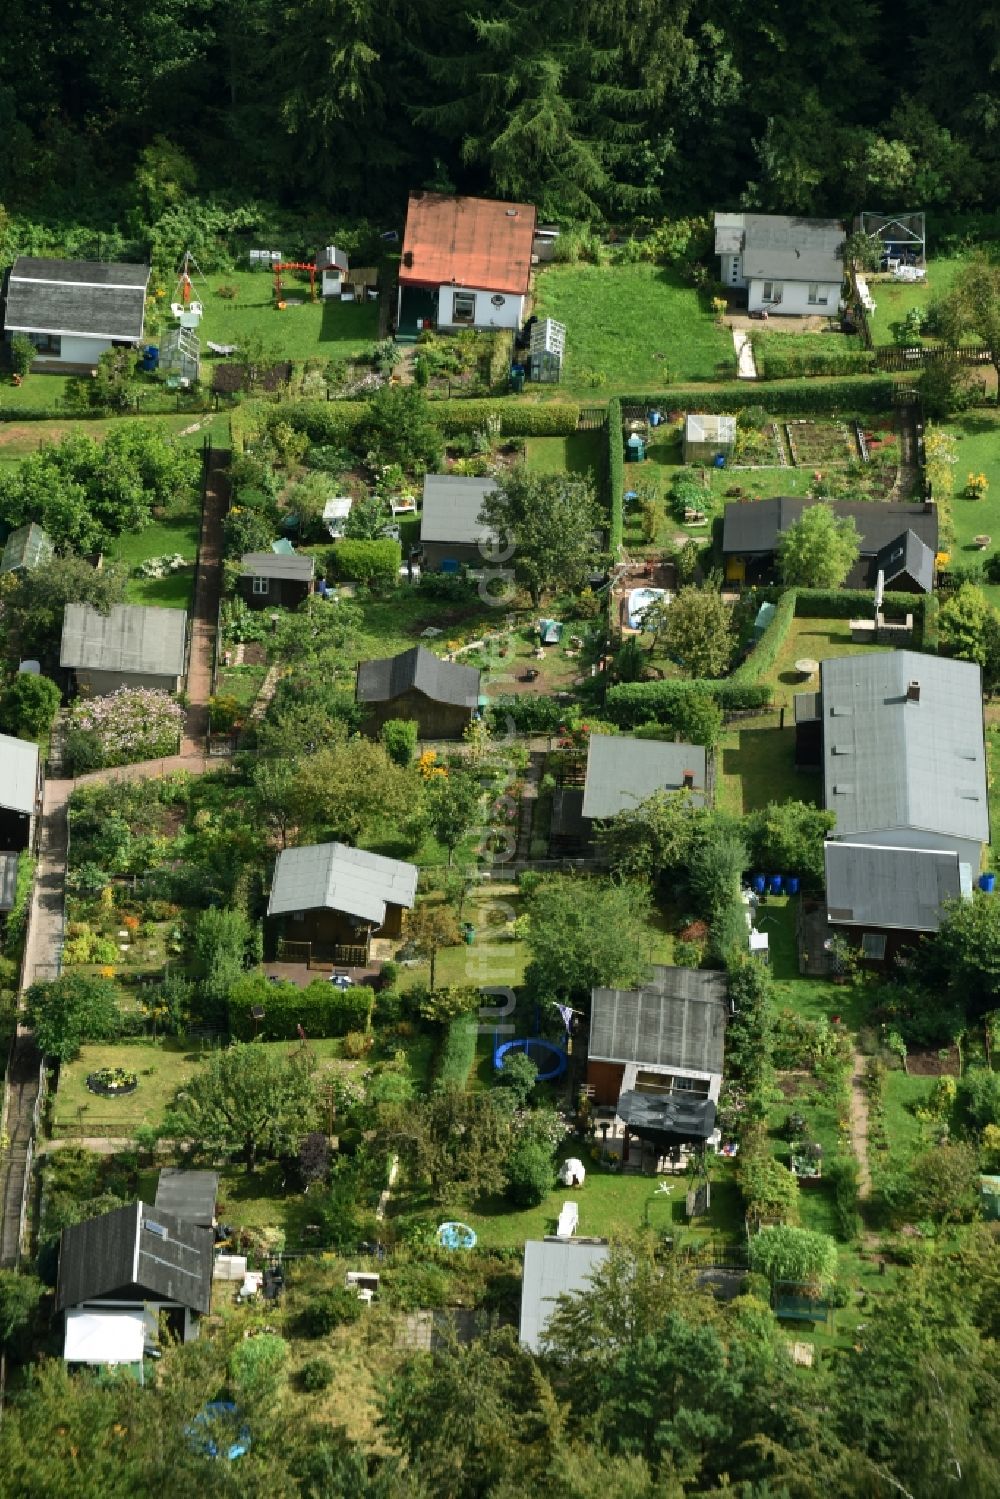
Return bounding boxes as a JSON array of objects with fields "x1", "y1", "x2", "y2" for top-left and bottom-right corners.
[
  {"x1": 683, "y1": 770, "x2": 696, "y2": 789},
  {"x1": 907, "y1": 680, "x2": 920, "y2": 702},
  {"x1": 403, "y1": 250, "x2": 414, "y2": 268}
]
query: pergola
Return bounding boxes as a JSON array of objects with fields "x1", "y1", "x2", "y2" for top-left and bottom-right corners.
[{"x1": 859, "y1": 212, "x2": 926, "y2": 266}]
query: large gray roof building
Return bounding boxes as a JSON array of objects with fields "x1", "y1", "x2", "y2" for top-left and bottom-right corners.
[
  {"x1": 5, "y1": 257, "x2": 150, "y2": 341},
  {"x1": 722, "y1": 499, "x2": 938, "y2": 591},
  {"x1": 820, "y1": 652, "x2": 988, "y2": 852},
  {"x1": 267, "y1": 842, "x2": 418, "y2": 925},
  {"x1": 519, "y1": 1239, "x2": 609, "y2": 1352},
  {"x1": 825, "y1": 843, "x2": 968, "y2": 933},
  {"x1": 356, "y1": 646, "x2": 481, "y2": 710},
  {"x1": 714, "y1": 213, "x2": 844, "y2": 282},
  {"x1": 582, "y1": 734, "x2": 706, "y2": 820},
  {"x1": 55, "y1": 1201, "x2": 213, "y2": 1315},
  {"x1": 60, "y1": 604, "x2": 187, "y2": 680},
  {"x1": 420, "y1": 475, "x2": 498, "y2": 547},
  {"x1": 590, "y1": 967, "x2": 728, "y2": 1078}
]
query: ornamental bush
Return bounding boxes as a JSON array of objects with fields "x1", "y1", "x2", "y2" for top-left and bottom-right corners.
[{"x1": 64, "y1": 689, "x2": 184, "y2": 772}]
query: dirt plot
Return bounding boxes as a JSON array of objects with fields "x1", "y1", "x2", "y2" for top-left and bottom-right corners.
[
  {"x1": 904, "y1": 1046, "x2": 961, "y2": 1077},
  {"x1": 0, "y1": 423, "x2": 72, "y2": 447}
]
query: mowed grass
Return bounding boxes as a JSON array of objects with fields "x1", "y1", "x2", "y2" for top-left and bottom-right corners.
[
  {"x1": 866, "y1": 256, "x2": 969, "y2": 345},
  {"x1": 717, "y1": 726, "x2": 810, "y2": 816},
  {"x1": 432, "y1": 1159, "x2": 744, "y2": 1250},
  {"x1": 765, "y1": 618, "x2": 891, "y2": 712},
  {"x1": 944, "y1": 409, "x2": 1000, "y2": 558},
  {"x1": 533, "y1": 264, "x2": 732, "y2": 390},
  {"x1": 151, "y1": 269, "x2": 379, "y2": 365},
  {"x1": 524, "y1": 431, "x2": 604, "y2": 479},
  {"x1": 0, "y1": 410, "x2": 216, "y2": 469}
]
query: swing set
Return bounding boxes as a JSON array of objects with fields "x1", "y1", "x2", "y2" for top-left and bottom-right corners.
[{"x1": 273, "y1": 261, "x2": 317, "y2": 304}]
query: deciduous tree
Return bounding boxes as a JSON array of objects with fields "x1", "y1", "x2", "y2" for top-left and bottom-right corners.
[
  {"x1": 478, "y1": 470, "x2": 602, "y2": 606},
  {"x1": 165, "y1": 1041, "x2": 319, "y2": 1171},
  {"x1": 523, "y1": 875, "x2": 652, "y2": 1002},
  {"x1": 777, "y1": 503, "x2": 861, "y2": 588},
  {"x1": 25, "y1": 973, "x2": 120, "y2": 1062},
  {"x1": 658, "y1": 586, "x2": 735, "y2": 678}
]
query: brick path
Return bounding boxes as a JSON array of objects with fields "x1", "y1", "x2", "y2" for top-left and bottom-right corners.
[{"x1": 183, "y1": 447, "x2": 229, "y2": 752}]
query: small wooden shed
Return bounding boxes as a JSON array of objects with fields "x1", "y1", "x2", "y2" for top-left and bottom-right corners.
[{"x1": 238, "y1": 552, "x2": 315, "y2": 610}]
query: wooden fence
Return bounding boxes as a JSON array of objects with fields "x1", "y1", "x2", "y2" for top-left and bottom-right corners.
[
  {"x1": 577, "y1": 406, "x2": 608, "y2": 431},
  {"x1": 849, "y1": 264, "x2": 991, "y2": 370}
]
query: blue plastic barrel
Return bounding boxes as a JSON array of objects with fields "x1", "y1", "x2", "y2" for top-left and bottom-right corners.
[
  {"x1": 786, "y1": 876, "x2": 800, "y2": 896},
  {"x1": 142, "y1": 345, "x2": 159, "y2": 371},
  {"x1": 769, "y1": 875, "x2": 783, "y2": 895},
  {"x1": 980, "y1": 873, "x2": 996, "y2": 893},
  {"x1": 713, "y1": 453, "x2": 726, "y2": 468},
  {"x1": 752, "y1": 875, "x2": 766, "y2": 896},
  {"x1": 648, "y1": 410, "x2": 662, "y2": 427}
]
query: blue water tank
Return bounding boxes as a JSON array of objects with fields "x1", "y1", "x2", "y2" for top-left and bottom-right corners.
[
  {"x1": 980, "y1": 873, "x2": 996, "y2": 893},
  {"x1": 648, "y1": 410, "x2": 662, "y2": 427},
  {"x1": 713, "y1": 453, "x2": 726, "y2": 468},
  {"x1": 752, "y1": 875, "x2": 766, "y2": 896},
  {"x1": 769, "y1": 875, "x2": 783, "y2": 895},
  {"x1": 142, "y1": 345, "x2": 159, "y2": 372},
  {"x1": 786, "y1": 876, "x2": 800, "y2": 896}
]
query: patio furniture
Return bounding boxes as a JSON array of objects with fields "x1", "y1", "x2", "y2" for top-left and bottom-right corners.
[
  {"x1": 975, "y1": 535, "x2": 992, "y2": 550},
  {"x1": 795, "y1": 657, "x2": 819, "y2": 679}
]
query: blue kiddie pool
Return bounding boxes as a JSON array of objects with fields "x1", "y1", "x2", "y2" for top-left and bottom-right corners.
[
  {"x1": 494, "y1": 1038, "x2": 568, "y2": 1083},
  {"x1": 436, "y1": 1221, "x2": 477, "y2": 1250}
]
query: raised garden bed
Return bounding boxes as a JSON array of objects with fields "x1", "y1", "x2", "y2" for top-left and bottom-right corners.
[{"x1": 86, "y1": 1067, "x2": 139, "y2": 1098}]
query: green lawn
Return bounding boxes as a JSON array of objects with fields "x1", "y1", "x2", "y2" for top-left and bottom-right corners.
[
  {"x1": 0, "y1": 372, "x2": 74, "y2": 412},
  {"x1": 761, "y1": 898, "x2": 866, "y2": 1029},
  {"x1": 865, "y1": 256, "x2": 968, "y2": 346},
  {"x1": 432, "y1": 1157, "x2": 744, "y2": 1250},
  {"x1": 0, "y1": 410, "x2": 215, "y2": 470},
  {"x1": 942, "y1": 409, "x2": 1000, "y2": 559},
  {"x1": 765, "y1": 617, "x2": 891, "y2": 713},
  {"x1": 533, "y1": 264, "x2": 732, "y2": 390},
  {"x1": 717, "y1": 726, "x2": 808, "y2": 816},
  {"x1": 524, "y1": 432, "x2": 604, "y2": 479},
  {"x1": 150, "y1": 269, "x2": 379, "y2": 366},
  {"x1": 51, "y1": 1039, "x2": 200, "y2": 1137},
  {"x1": 880, "y1": 1070, "x2": 932, "y2": 1157}
]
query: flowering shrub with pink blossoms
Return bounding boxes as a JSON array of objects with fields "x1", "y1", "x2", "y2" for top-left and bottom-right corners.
[{"x1": 64, "y1": 688, "x2": 184, "y2": 772}]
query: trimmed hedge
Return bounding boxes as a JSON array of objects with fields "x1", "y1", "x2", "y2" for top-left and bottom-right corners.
[
  {"x1": 230, "y1": 396, "x2": 579, "y2": 453},
  {"x1": 619, "y1": 376, "x2": 910, "y2": 415},
  {"x1": 426, "y1": 399, "x2": 579, "y2": 436},
  {"x1": 730, "y1": 589, "x2": 796, "y2": 684},
  {"x1": 607, "y1": 395, "x2": 624, "y2": 555},
  {"x1": 922, "y1": 592, "x2": 939, "y2": 654},
  {"x1": 327, "y1": 536, "x2": 402, "y2": 587},
  {"x1": 752, "y1": 346, "x2": 877, "y2": 381},
  {"x1": 432, "y1": 1014, "x2": 478, "y2": 1089},
  {"x1": 229, "y1": 976, "x2": 372, "y2": 1040},
  {"x1": 607, "y1": 679, "x2": 772, "y2": 726}
]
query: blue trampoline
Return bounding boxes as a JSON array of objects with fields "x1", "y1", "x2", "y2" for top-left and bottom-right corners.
[{"x1": 494, "y1": 1038, "x2": 567, "y2": 1082}]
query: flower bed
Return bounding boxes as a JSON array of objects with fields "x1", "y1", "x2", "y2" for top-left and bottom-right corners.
[
  {"x1": 65, "y1": 688, "x2": 185, "y2": 772},
  {"x1": 87, "y1": 1066, "x2": 139, "y2": 1098}
]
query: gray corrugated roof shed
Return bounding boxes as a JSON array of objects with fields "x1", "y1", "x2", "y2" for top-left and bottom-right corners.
[
  {"x1": 821, "y1": 652, "x2": 988, "y2": 844},
  {"x1": 825, "y1": 842, "x2": 963, "y2": 932},
  {"x1": 794, "y1": 691, "x2": 820, "y2": 724},
  {"x1": 519, "y1": 1239, "x2": 609, "y2": 1352},
  {"x1": 582, "y1": 734, "x2": 706, "y2": 819},
  {"x1": 240, "y1": 551, "x2": 315, "y2": 582},
  {"x1": 874, "y1": 529, "x2": 935, "y2": 593},
  {"x1": 1, "y1": 522, "x2": 54, "y2": 573},
  {"x1": 356, "y1": 646, "x2": 481, "y2": 709},
  {"x1": 590, "y1": 969, "x2": 728, "y2": 1074},
  {"x1": 268, "y1": 841, "x2": 418, "y2": 923},
  {"x1": 154, "y1": 1170, "x2": 220, "y2": 1228},
  {"x1": 0, "y1": 732, "x2": 38, "y2": 816},
  {"x1": 741, "y1": 213, "x2": 844, "y2": 282},
  {"x1": 55, "y1": 1201, "x2": 213, "y2": 1314},
  {"x1": 722, "y1": 499, "x2": 938, "y2": 561},
  {"x1": 0, "y1": 852, "x2": 18, "y2": 913},
  {"x1": 420, "y1": 474, "x2": 498, "y2": 546},
  {"x1": 6, "y1": 257, "x2": 150, "y2": 340},
  {"x1": 60, "y1": 604, "x2": 187, "y2": 677}
]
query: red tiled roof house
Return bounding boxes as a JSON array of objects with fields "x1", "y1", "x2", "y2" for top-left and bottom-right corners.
[{"x1": 396, "y1": 192, "x2": 536, "y2": 339}]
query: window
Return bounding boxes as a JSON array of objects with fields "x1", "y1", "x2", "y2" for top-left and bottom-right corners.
[
  {"x1": 452, "y1": 292, "x2": 476, "y2": 323},
  {"x1": 807, "y1": 284, "x2": 829, "y2": 306},
  {"x1": 761, "y1": 281, "x2": 783, "y2": 304},
  {"x1": 252, "y1": 576, "x2": 269, "y2": 596},
  {"x1": 28, "y1": 332, "x2": 61, "y2": 356},
  {"x1": 861, "y1": 932, "x2": 887, "y2": 961}
]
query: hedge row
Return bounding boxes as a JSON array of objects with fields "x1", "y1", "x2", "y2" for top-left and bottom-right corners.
[
  {"x1": 229, "y1": 975, "x2": 373, "y2": 1040},
  {"x1": 432, "y1": 1015, "x2": 479, "y2": 1089},
  {"x1": 606, "y1": 679, "x2": 772, "y2": 726},
  {"x1": 794, "y1": 587, "x2": 930, "y2": 623},
  {"x1": 607, "y1": 395, "x2": 624, "y2": 555},
  {"x1": 752, "y1": 348, "x2": 877, "y2": 381},
  {"x1": 230, "y1": 396, "x2": 579, "y2": 453},
  {"x1": 729, "y1": 589, "x2": 797, "y2": 684},
  {"x1": 619, "y1": 375, "x2": 910, "y2": 415}
]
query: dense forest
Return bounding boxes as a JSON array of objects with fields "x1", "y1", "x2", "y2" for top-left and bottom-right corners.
[{"x1": 1, "y1": 0, "x2": 998, "y2": 248}]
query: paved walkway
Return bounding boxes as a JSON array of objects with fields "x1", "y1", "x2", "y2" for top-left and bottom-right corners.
[
  {"x1": 733, "y1": 330, "x2": 757, "y2": 379},
  {"x1": 0, "y1": 1038, "x2": 42, "y2": 1266},
  {"x1": 849, "y1": 1049, "x2": 872, "y2": 1200},
  {"x1": 183, "y1": 447, "x2": 229, "y2": 753}
]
